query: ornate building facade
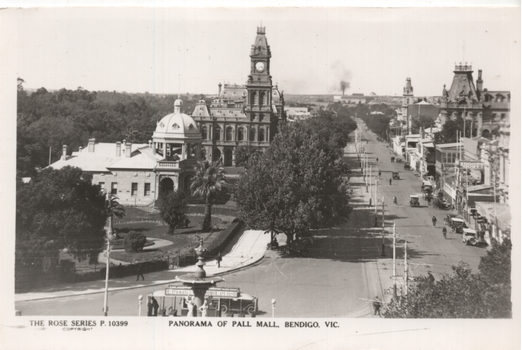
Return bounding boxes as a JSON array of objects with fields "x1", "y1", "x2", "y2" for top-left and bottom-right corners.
[
  {"x1": 439, "y1": 63, "x2": 510, "y2": 139},
  {"x1": 191, "y1": 26, "x2": 285, "y2": 167}
]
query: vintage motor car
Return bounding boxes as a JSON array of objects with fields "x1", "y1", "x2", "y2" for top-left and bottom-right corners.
[
  {"x1": 450, "y1": 217, "x2": 467, "y2": 233},
  {"x1": 410, "y1": 195, "x2": 420, "y2": 207},
  {"x1": 462, "y1": 228, "x2": 479, "y2": 245}
]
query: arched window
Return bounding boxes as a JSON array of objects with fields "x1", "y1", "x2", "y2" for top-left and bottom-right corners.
[
  {"x1": 238, "y1": 127, "x2": 244, "y2": 141},
  {"x1": 226, "y1": 127, "x2": 233, "y2": 141},
  {"x1": 215, "y1": 126, "x2": 221, "y2": 141},
  {"x1": 202, "y1": 126, "x2": 208, "y2": 140},
  {"x1": 250, "y1": 128, "x2": 256, "y2": 142},
  {"x1": 259, "y1": 128, "x2": 265, "y2": 142}
]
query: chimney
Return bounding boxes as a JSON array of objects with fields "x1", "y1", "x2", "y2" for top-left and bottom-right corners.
[
  {"x1": 125, "y1": 142, "x2": 132, "y2": 158},
  {"x1": 148, "y1": 140, "x2": 152, "y2": 149},
  {"x1": 62, "y1": 145, "x2": 67, "y2": 160},
  {"x1": 88, "y1": 138, "x2": 96, "y2": 152},
  {"x1": 476, "y1": 69, "x2": 483, "y2": 92},
  {"x1": 116, "y1": 141, "x2": 122, "y2": 157}
]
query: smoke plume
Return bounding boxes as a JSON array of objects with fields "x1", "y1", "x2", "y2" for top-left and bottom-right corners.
[{"x1": 331, "y1": 61, "x2": 352, "y2": 95}]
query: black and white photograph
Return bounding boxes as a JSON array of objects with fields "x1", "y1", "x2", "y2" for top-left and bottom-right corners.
[{"x1": 0, "y1": 2, "x2": 520, "y2": 350}]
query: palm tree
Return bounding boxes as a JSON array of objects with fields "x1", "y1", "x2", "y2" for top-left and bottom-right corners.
[
  {"x1": 190, "y1": 160, "x2": 227, "y2": 231},
  {"x1": 103, "y1": 191, "x2": 126, "y2": 239}
]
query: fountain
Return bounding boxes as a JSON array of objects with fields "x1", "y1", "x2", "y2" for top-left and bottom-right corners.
[{"x1": 175, "y1": 238, "x2": 224, "y2": 316}]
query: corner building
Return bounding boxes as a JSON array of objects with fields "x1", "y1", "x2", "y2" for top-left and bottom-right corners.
[{"x1": 191, "y1": 26, "x2": 284, "y2": 166}]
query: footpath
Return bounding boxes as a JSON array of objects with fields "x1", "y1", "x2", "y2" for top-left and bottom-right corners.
[
  {"x1": 15, "y1": 230, "x2": 270, "y2": 302},
  {"x1": 343, "y1": 136, "x2": 394, "y2": 318}
]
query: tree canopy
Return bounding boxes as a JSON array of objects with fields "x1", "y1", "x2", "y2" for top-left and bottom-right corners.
[
  {"x1": 16, "y1": 166, "x2": 108, "y2": 271},
  {"x1": 235, "y1": 116, "x2": 353, "y2": 244},
  {"x1": 190, "y1": 161, "x2": 227, "y2": 231},
  {"x1": 160, "y1": 189, "x2": 189, "y2": 234},
  {"x1": 384, "y1": 238, "x2": 512, "y2": 318},
  {"x1": 17, "y1": 81, "x2": 200, "y2": 177}
]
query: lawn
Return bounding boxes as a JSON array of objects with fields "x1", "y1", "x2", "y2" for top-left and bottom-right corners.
[{"x1": 110, "y1": 212, "x2": 232, "y2": 263}]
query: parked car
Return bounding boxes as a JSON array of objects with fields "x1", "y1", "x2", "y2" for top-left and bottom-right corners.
[
  {"x1": 462, "y1": 228, "x2": 479, "y2": 245},
  {"x1": 449, "y1": 217, "x2": 467, "y2": 233},
  {"x1": 410, "y1": 195, "x2": 420, "y2": 207}
]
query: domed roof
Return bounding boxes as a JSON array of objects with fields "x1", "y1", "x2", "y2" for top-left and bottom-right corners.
[
  {"x1": 155, "y1": 112, "x2": 200, "y2": 135},
  {"x1": 153, "y1": 99, "x2": 201, "y2": 141}
]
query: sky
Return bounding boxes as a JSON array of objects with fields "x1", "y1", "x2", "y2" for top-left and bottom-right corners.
[{"x1": 7, "y1": 7, "x2": 521, "y2": 97}]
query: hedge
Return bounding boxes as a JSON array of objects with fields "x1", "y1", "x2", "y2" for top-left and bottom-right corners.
[
  {"x1": 99, "y1": 259, "x2": 168, "y2": 279},
  {"x1": 205, "y1": 218, "x2": 243, "y2": 256}
]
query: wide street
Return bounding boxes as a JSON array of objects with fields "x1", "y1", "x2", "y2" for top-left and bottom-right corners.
[{"x1": 15, "y1": 121, "x2": 488, "y2": 318}]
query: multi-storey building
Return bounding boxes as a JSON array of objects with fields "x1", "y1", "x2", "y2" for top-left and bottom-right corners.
[
  {"x1": 191, "y1": 26, "x2": 285, "y2": 167},
  {"x1": 439, "y1": 63, "x2": 510, "y2": 139}
]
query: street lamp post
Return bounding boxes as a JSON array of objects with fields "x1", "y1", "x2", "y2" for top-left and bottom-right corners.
[
  {"x1": 271, "y1": 299, "x2": 276, "y2": 318},
  {"x1": 138, "y1": 295, "x2": 143, "y2": 317},
  {"x1": 103, "y1": 237, "x2": 110, "y2": 316}
]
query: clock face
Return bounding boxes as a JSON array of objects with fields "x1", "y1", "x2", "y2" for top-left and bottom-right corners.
[{"x1": 255, "y1": 62, "x2": 265, "y2": 72}]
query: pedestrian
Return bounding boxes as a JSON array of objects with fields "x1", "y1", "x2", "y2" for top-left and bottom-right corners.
[
  {"x1": 373, "y1": 296, "x2": 382, "y2": 316},
  {"x1": 376, "y1": 157, "x2": 379, "y2": 163},
  {"x1": 442, "y1": 227, "x2": 447, "y2": 239},
  {"x1": 389, "y1": 178, "x2": 392, "y2": 185},
  {"x1": 428, "y1": 271, "x2": 435, "y2": 283},
  {"x1": 393, "y1": 196, "x2": 397, "y2": 205},
  {"x1": 216, "y1": 252, "x2": 222, "y2": 268},
  {"x1": 147, "y1": 296, "x2": 153, "y2": 316},
  {"x1": 136, "y1": 263, "x2": 145, "y2": 281},
  {"x1": 151, "y1": 296, "x2": 159, "y2": 316},
  {"x1": 378, "y1": 170, "x2": 381, "y2": 176},
  {"x1": 432, "y1": 216, "x2": 437, "y2": 227},
  {"x1": 369, "y1": 197, "x2": 372, "y2": 207}
]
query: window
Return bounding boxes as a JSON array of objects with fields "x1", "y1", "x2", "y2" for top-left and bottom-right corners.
[
  {"x1": 111, "y1": 182, "x2": 118, "y2": 195},
  {"x1": 226, "y1": 127, "x2": 233, "y2": 141},
  {"x1": 215, "y1": 126, "x2": 221, "y2": 141},
  {"x1": 238, "y1": 127, "x2": 244, "y2": 141},
  {"x1": 99, "y1": 182, "x2": 105, "y2": 190},
  {"x1": 259, "y1": 128, "x2": 265, "y2": 142},
  {"x1": 144, "y1": 183, "x2": 151, "y2": 196},
  {"x1": 250, "y1": 128, "x2": 256, "y2": 142},
  {"x1": 202, "y1": 126, "x2": 208, "y2": 140},
  {"x1": 131, "y1": 183, "x2": 138, "y2": 196}
]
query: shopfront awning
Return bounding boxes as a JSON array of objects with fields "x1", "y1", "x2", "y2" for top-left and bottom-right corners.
[{"x1": 475, "y1": 201, "x2": 511, "y2": 231}]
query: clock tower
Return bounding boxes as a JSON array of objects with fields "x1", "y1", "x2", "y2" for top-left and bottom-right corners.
[{"x1": 245, "y1": 26, "x2": 274, "y2": 129}]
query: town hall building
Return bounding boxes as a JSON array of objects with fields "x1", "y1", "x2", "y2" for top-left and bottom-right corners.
[{"x1": 191, "y1": 26, "x2": 285, "y2": 166}]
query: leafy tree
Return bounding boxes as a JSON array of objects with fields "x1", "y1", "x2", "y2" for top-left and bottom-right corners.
[
  {"x1": 124, "y1": 231, "x2": 147, "y2": 252},
  {"x1": 412, "y1": 115, "x2": 435, "y2": 134},
  {"x1": 160, "y1": 189, "x2": 189, "y2": 234},
  {"x1": 235, "y1": 122, "x2": 352, "y2": 246},
  {"x1": 190, "y1": 161, "x2": 227, "y2": 232},
  {"x1": 384, "y1": 238, "x2": 512, "y2": 318},
  {"x1": 234, "y1": 145, "x2": 262, "y2": 167},
  {"x1": 16, "y1": 166, "x2": 107, "y2": 271},
  {"x1": 104, "y1": 192, "x2": 125, "y2": 239},
  {"x1": 435, "y1": 117, "x2": 473, "y2": 144}
]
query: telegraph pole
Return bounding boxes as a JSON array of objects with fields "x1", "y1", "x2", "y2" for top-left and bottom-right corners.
[
  {"x1": 392, "y1": 223, "x2": 397, "y2": 297},
  {"x1": 404, "y1": 240, "x2": 408, "y2": 295},
  {"x1": 374, "y1": 179, "x2": 378, "y2": 215},
  {"x1": 381, "y1": 196, "x2": 386, "y2": 256}
]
